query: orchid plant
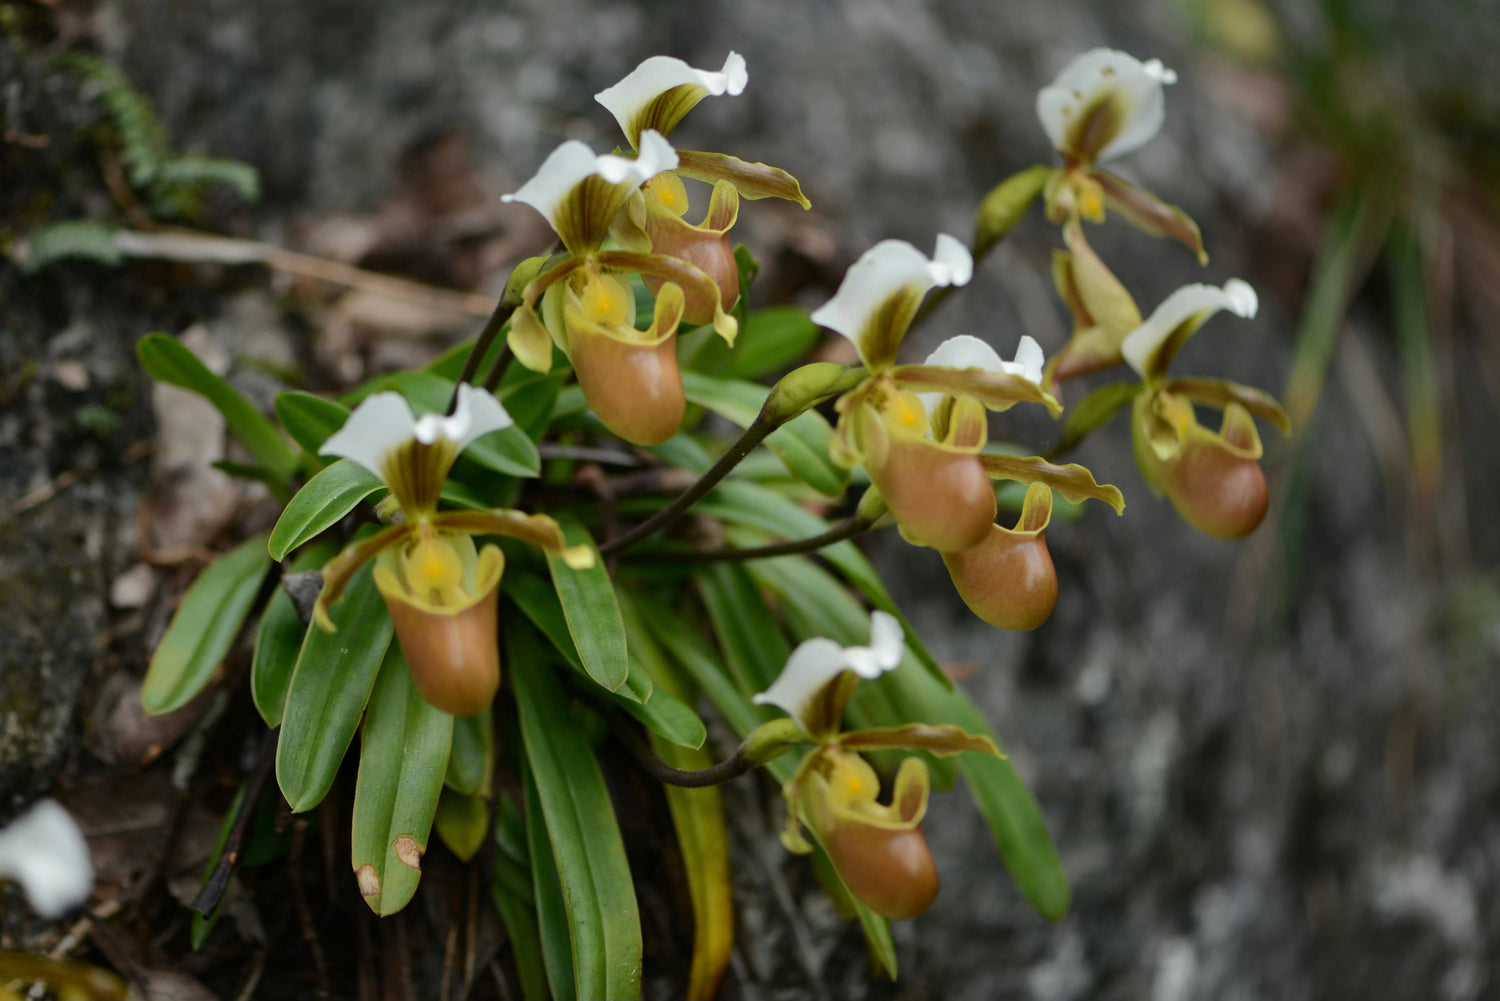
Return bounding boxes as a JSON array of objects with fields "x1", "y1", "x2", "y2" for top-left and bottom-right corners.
[{"x1": 123, "y1": 46, "x2": 1287, "y2": 999}]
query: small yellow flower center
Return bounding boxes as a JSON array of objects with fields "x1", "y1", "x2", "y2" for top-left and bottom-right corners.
[
  {"x1": 885, "y1": 390, "x2": 929, "y2": 434},
  {"x1": 579, "y1": 274, "x2": 631, "y2": 327},
  {"x1": 647, "y1": 172, "x2": 690, "y2": 218},
  {"x1": 403, "y1": 534, "x2": 465, "y2": 605}
]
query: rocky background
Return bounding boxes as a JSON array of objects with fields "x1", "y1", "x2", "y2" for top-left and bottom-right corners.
[{"x1": 4, "y1": 0, "x2": 1500, "y2": 998}]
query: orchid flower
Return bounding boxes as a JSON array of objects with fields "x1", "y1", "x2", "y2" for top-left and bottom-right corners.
[
  {"x1": 753, "y1": 610, "x2": 905, "y2": 737},
  {"x1": 1122, "y1": 279, "x2": 1290, "y2": 539},
  {"x1": 501, "y1": 130, "x2": 735, "y2": 444},
  {"x1": 1034, "y1": 49, "x2": 1206, "y2": 262},
  {"x1": 313, "y1": 385, "x2": 590, "y2": 714},
  {"x1": 749, "y1": 610, "x2": 998, "y2": 919},
  {"x1": 0, "y1": 799, "x2": 93, "y2": 919},
  {"x1": 811, "y1": 235, "x2": 1061, "y2": 551}
]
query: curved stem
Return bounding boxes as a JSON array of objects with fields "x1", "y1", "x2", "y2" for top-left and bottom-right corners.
[
  {"x1": 647, "y1": 514, "x2": 871, "y2": 564},
  {"x1": 479, "y1": 342, "x2": 514, "y2": 394},
  {"x1": 609, "y1": 712, "x2": 758, "y2": 788},
  {"x1": 448, "y1": 294, "x2": 517, "y2": 411},
  {"x1": 597, "y1": 411, "x2": 778, "y2": 558}
]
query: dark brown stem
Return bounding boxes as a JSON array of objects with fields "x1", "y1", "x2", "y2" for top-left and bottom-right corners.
[
  {"x1": 191, "y1": 730, "x2": 278, "y2": 916},
  {"x1": 479, "y1": 342, "x2": 514, "y2": 394},
  {"x1": 598, "y1": 412, "x2": 778, "y2": 558},
  {"x1": 609, "y1": 714, "x2": 758, "y2": 788},
  {"x1": 646, "y1": 514, "x2": 870, "y2": 563},
  {"x1": 449, "y1": 297, "x2": 516, "y2": 411}
]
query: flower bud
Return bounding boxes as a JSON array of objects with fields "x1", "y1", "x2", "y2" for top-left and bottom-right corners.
[
  {"x1": 803, "y1": 754, "x2": 938, "y2": 920},
  {"x1": 942, "y1": 482, "x2": 1057, "y2": 630},
  {"x1": 374, "y1": 533, "x2": 504, "y2": 716},
  {"x1": 858, "y1": 397, "x2": 994, "y2": 552}
]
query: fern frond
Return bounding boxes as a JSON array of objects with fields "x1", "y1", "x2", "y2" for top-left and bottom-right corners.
[{"x1": 20, "y1": 220, "x2": 124, "y2": 272}]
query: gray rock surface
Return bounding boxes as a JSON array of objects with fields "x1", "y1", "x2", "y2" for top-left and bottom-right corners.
[{"x1": 5, "y1": 0, "x2": 1497, "y2": 997}]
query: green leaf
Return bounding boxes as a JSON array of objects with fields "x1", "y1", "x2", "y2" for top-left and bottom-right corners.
[
  {"x1": 682, "y1": 370, "x2": 849, "y2": 497},
  {"x1": 190, "y1": 783, "x2": 246, "y2": 950},
  {"x1": 511, "y1": 625, "x2": 643, "y2": 1001},
  {"x1": 274, "y1": 391, "x2": 351, "y2": 457},
  {"x1": 492, "y1": 793, "x2": 552, "y2": 1001},
  {"x1": 1052, "y1": 380, "x2": 1143, "y2": 458},
  {"x1": 251, "y1": 540, "x2": 337, "y2": 727},
  {"x1": 694, "y1": 563, "x2": 790, "y2": 696},
  {"x1": 434, "y1": 788, "x2": 489, "y2": 862},
  {"x1": 723, "y1": 306, "x2": 823, "y2": 381},
  {"x1": 20, "y1": 220, "x2": 124, "y2": 272},
  {"x1": 142, "y1": 533, "x2": 272, "y2": 715},
  {"x1": 268, "y1": 459, "x2": 384, "y2": 561},
  {"x1": 351, "y1": 646, "x2": 453, "y2": 916},
  {"x1": 276, "y1": 562, "x2": 394, "y2": 813},
  {"x1": 136, "y1": 334, "x2": 297, "y2": 480},
  {"x1": 507, "y1": 571, "x2": 707, "y2": 748},
  {"x1": 523, "y1": 773, "x2": 577, "y2": 1001},
  {"x1": 444, "y1": 709, "x2": 494, "y2": 797},
  {"x1": 544, "y1": 517, "x2": 629, "y2": 693},
  {"x1": 694, "y1": 479, "x2": 950, "y2": 687},
  {"x1": 652, "y1": 735, "x2": 734, "y2": 999}
]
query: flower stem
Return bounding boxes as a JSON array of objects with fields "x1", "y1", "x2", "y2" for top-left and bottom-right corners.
[
  {"x1": 449, "y1": 298, "x2": 516, "y2": 411},
  {"x1": 608, "y1": 711, "x2": 759, "y2": 788},
  {"x1": 597, "y1": 411, "x2": 778, "y2": 558},
  {"x1": 598, "y1": 365, "x2": 864, "y2": 558},
  {"x1": 646, "y1": 514, "x2": 872, "y2": 563}
]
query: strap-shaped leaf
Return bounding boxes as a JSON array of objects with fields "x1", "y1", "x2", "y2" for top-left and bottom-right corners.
[
  {"x1": 511, "y1": 626, "x2": 643, "y2": 1001},
  {"x1": 978, "y1": 453, "x2": 1125, "y2": 513},
  {"x1": 653, "y1": 734, "x2": 734, "y2": 998},
  {"x1": 693, "y1": 479, "x2": 950, "y2": 688},
  {"x1": 1162, "y1": 376, "x2": 1291, "y2": 434},
  {"x1": 682, "y1": 370, "x2": 850, "y2": 497},
  {"x1": 274, "y1": 391, "x2": 350, "y2": 457},
  {"x1": 543, "y1": 517, "x2": 628, "y2": 692},
  {"x1": 433, "y1": 788, "x2": 489, "y2": 862},
  {"x1": 491, "y1": 793, "x2": 552, "y2": 1001},
  {"x1": 444, "y1": 709, "x2": 494, "y2": 796},
  {"x1": 351, "y1": 646, "x2": 453, "y2": 915},
  {"x1": 276, "y1": 562, "x2": 393, "y2": 812},
  {"x1": 137, "y1": 333, "x2": 298, "y2": 479},
  {"x1": 251, "y1": 540, "x2": 337, "y2": 727},
  {"x1": 522, "y1": 773, "x2": 578, "y2": 1001},
  {"x1": 694, "y1": 563, "x2": 790, "y2": 696},
  {"x1": 507, "y1": 572, "x2": 707, "y2": 749},
  {"x1": 142, "y1": 533, "x2": 272, "y2": 715},
  {"x1": 268, "y1": 459, "x2": 384, "y2": 561}
]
